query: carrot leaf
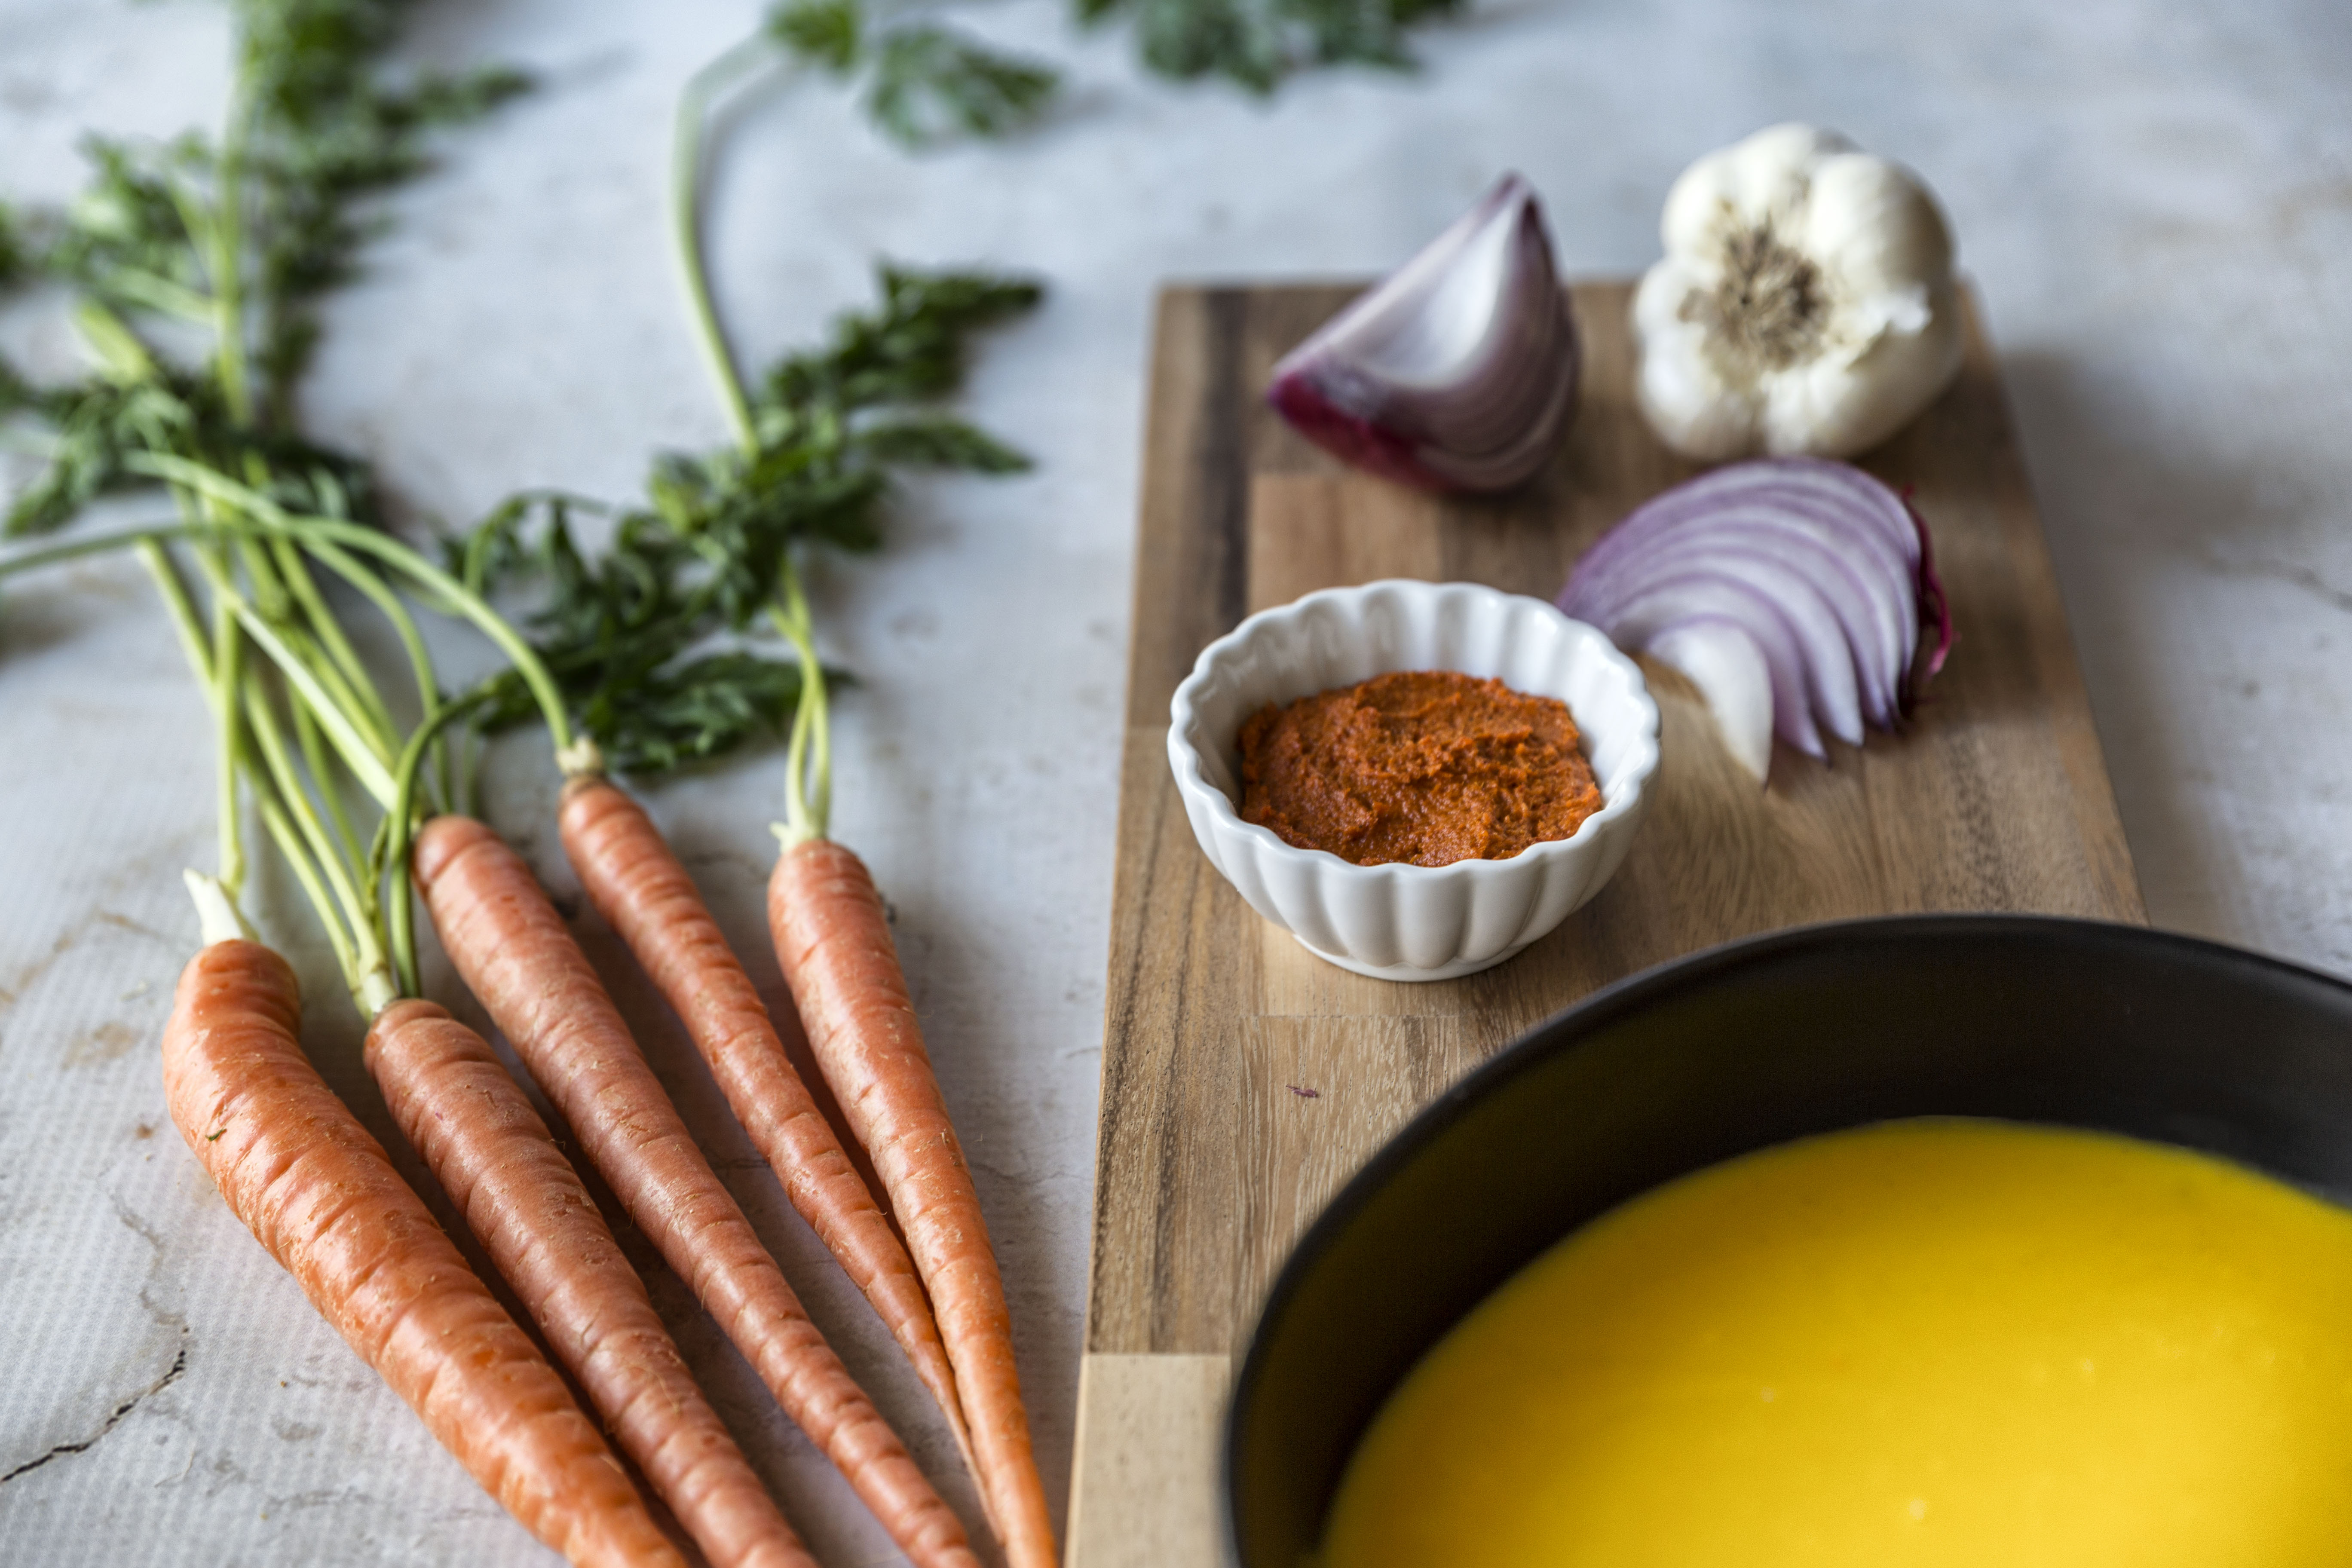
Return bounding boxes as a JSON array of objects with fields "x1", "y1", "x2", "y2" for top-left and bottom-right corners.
[
  {"x1": 0, "y1": 0, "x2": 526, "y2": 540},
  {"x1": 0, "y1": 200, "x2": 28, "y2": 286},
  {"x1": 449, "y1": 264, "x2": 1038, "y2": 782},
  {"x1": 768, "y1": 2, "x2": 1058, "y2": 149},
  {"x1": 764, "y1": 0, "x2": 1460, "y2": 139}
]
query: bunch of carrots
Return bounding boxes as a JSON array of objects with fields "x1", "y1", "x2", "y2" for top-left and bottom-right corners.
[
  {"x1": 0, "y1": 6, "x2": 1052, "y2": 1566},
  {"x1": 139, "y1": 482, "x2": 1047, "y2": 1564}
]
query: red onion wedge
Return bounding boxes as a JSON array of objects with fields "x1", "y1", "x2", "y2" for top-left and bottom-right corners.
[
  {"x1": 1558, "y1": 457, "x2": 1952, "y2": 782},
  {"x1": 1267, "y1": 173, "x2": 1580, "y2": 493}
]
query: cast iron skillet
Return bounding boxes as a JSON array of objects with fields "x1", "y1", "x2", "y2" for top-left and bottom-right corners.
[{"x1": 1225, "y1": 915, "x2": 2352, "y2": 1566}]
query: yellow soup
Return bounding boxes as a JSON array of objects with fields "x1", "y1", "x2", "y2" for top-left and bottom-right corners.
[{"x1": 1321, "y1": 1119, "x2": 2352, "y2": 1567}]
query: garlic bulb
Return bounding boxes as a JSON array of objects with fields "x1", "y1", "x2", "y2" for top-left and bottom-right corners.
[{"x1": 1632, "y1": 124, "x2": 1963, "y2": 461}]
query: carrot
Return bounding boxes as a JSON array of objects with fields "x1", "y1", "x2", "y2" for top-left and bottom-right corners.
[
  {"x1": 768, "y1": 836, "x2": 1057, "y2": 1568},
  {"x1": 413, "y1": 813, "x2": 980, "y2": 1568},
  {"x1": 366, "y1": 997, "x2": 818, "y2": 1568},
  {"x1": 557, "y1": 780, "x2": 983, "y2": 1475},
  {"x1": 162, "y1": 938, "x2": 681, "y2": 1568}
]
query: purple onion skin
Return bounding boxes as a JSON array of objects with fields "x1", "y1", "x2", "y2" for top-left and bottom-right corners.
[
  {"x1": 1265, "y1": 372, "x2": 1436, "y2": 490},
  {"x1": 1905, "y1": 492, "x2": 1955, "y2": 695},
  {"x1": 1264, "y1": 175, "x2": 1582, "y2": 495},
  {"x1": 1266, "y1": 300, "x2": 1580, "y2": 494}
]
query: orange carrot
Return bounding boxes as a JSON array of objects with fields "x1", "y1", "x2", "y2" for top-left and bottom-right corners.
[
  {"x1": 366, "y1": 998, "x2": 818, "y2": 1568},
  {"x1": 413, "y1": 813, "x2": 979, "y2": 1568},
  {"x1": 768, "y1": 837, "x2": 1056, "y2": 1568},
  {"x1": 162, "y1": 939, "x2": 680, "y2": 1568},
  {"x1": 558, "y1": 779, "x2": 981, "y2": 1477}
]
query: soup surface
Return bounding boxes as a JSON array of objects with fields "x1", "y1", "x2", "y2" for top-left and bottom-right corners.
[{"x1": 1320, "y1": 1119, "x2": 2352, "y2": 1567}]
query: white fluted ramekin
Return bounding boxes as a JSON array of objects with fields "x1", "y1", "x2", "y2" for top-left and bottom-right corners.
[{"x1": 1168, "y1": 580, "x2": 1659, "y2": 981}]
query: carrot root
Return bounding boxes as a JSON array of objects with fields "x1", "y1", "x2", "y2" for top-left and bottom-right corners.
[
  {"x1": 414, "y1": 814, "x2": 980, "y2": 1568},
  {"x1": 769, "y1": 837, "x2": 1058, "y2": 1568},
  {"x1": 559, "y1": 778, "x2": 983, "y2": 1493},
  {"x1": 367, "y1": 998, "x2": 818, "y2": 1568},
  {"x1": 162, "y1": 940, "x2": 682, "y2": 1568}
]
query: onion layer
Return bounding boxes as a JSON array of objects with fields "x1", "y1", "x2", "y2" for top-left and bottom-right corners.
[
  {"x1": 1267, "y1": 174, "x2": 1580, "y2": 493},
  {"x1": 1557, "y1": 456, "x2": 1951, "y2": 781}
]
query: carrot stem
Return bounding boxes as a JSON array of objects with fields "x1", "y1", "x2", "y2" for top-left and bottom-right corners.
[
  {"x1": 667, "y1": 37, "x2": 838, "y2": 844},
  {"x1": 303, "y1": 528, "x2": 442, "y2": 700},
  {"x1": 207, "y1": 72, "x2": 255, "y2": 428},
  {"x1": 0, "y1": 521, "x2": 198, "y2": 576},
  {"x1": 769, "y1": 559, "x2": 830, "y2": 847},
  {"x1": 296, "y1": 534, "x2": 447, "y2": 802},
  {"x1": 210, "y1": 579, "x2": 247, "y2": 899},
  {"x1": 0, "y1": 503, "x2": 447, "y2": 824},
  {"x1": 291, "y1": 688, "x2": 371, "y2": 882},
  {"x1": 139, "y1": 540, "x2": 213, "y2": 695},
  {"x1": 241, "y1": 675, "x2": 364, "y2": 936},
  {"x1": 222, "y1": 591, "x2": 399, "y2": 803},
  {"x1": 672, "y1": 31, "x2": 775, "y2": 453},
  {"x1": 116, "y1": 452, "x2": 579, "y2": 752},
  {"x1": 134, "y1": 539, "x2": 258, "y2": 953},
  {"x1": 256, "y1": 783, "x2": 365, "y2": 990},
  {"x1": 269, "y1": 530, "x2": 397, "y2": 752},
  {"x1": 384, "y1": 695, "x2": 486, "y2": 999},
  {"x1": 140, "y1": 510, "x2": 454, "y2": 1004},
  {"x1": 239, "y1": 677, "x2": 400, "y2": 1013}
]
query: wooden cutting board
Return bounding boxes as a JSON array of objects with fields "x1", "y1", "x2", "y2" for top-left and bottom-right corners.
[{"x1": 1062, "y1": 281, "x2": 2142, "y2": 1566}]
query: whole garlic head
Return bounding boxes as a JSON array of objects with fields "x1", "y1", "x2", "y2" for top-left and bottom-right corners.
[{"x1": 1632, "y1": 124, "x2": 1963, "y2": 461}]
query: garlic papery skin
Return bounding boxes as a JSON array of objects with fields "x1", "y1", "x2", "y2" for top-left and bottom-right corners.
[
  {"x1": 1268, "y1": 173, "x2": 1580, "y2": 493},
  {"x1": 1632, "y1": 124, "x2": 1963, "y2": 462}
]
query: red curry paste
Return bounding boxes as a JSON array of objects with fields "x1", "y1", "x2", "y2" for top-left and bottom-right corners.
[{"x1": 1237, "y1": 670, "x2": 1603, "y2": 867}]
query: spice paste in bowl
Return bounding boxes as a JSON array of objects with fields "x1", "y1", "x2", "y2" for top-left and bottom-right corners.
[{"x1": 1237, "y1": 671, "x2": 1603, "y2": 868}]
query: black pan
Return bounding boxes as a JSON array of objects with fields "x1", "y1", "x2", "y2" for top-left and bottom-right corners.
[{"x1": 1224, "y1": 915, "x2": 2352, "y2": 1566}]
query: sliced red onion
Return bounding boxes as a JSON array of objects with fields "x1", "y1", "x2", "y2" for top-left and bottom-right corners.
[
  {"x1": 1648, "y1": 619, "x2": 1774, "y2": 781},
  {"x1": 1267, "y1": 173, "x2": 1580, "y2": 493},
  {"x1": 1558, "y1": 457, "x2": 1953, "y2": 781},
  {"x1": 1577, "y1": 523, "x2": 1899, "y2": 730},
  {"x1": 1602, "y1": 569, "x2": 1826, "y2": 758}
]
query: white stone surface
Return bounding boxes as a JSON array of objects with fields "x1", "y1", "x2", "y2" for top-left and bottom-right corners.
[{"x1": 3, "y1": 0, "x2": 2349, "y2": 1562}]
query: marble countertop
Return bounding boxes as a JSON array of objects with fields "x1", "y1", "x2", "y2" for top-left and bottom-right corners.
[{"x1": 3, "y1": 0, "x2": 2349, "y2": 1562}]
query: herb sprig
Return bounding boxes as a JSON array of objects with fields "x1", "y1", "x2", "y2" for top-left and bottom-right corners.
[
  {"x1": 764, "y1": 0, "x2": 1465, "y2": 147},
  {"x1": 772, "y1": 0, "x2": 1060, "y2": 146},
  {"x1": 1079, "y1": 0, "x2": 1465, "y2": 93},
  {"x1": 0, "y1": 0, "x2": 537, "y2": 991},
  {"x1": 1, "y1": 0, "x2": 1044, "y2": 842},
  {"x1": 0, "y1": 0, "x2": 527, "y2": 538},
  {"x1": 451, "y1": 264, "x2": 1040, "y2": 778}
]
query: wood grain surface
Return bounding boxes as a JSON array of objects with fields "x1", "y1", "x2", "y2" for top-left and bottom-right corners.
[{"x1": 1068, "y1": 281, "x2": 2143, "y2": 1565}]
